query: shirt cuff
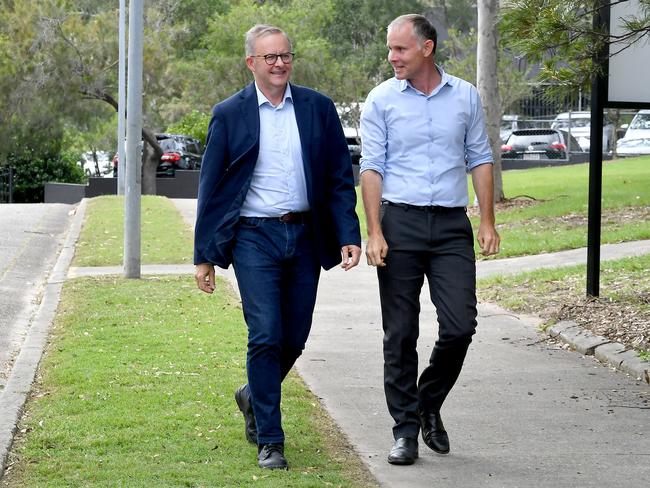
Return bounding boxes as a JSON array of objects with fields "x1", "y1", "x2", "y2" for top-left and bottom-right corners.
[
  {"x1": 359, "y1": 161, "x2": 385, "y2": 178},
  {"x1": 467, "y1": 157, "x2": 493, "y2": 171}
]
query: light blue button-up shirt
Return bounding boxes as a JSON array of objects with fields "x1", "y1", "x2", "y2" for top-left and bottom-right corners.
[
  {"x1": 360, "y1": 66, "x2": 493, "y2": 207},
  {"x1": 240, "y1": 83, "x2": 310, "y2": 217}
]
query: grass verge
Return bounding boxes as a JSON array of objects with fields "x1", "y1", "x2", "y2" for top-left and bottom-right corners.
[
  {"x1": 3, "y1": 276, "x2": 377, "y2": 487},
  {"x1": 73, "y1": 196, "x2": 193, "y2": 267},
  {"x1": 477, "y1": 254, "x2": 650, "y2": 358}
]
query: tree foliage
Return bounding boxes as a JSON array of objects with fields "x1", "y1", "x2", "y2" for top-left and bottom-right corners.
[
  {"x1": 0, "y1": 0, "x2": 489, "y2": 200},
  {"x1": 500, "y1": 0, "x2": 650, "y2": 91},
  {"x1": 441, "y1": 28, "x2": 531, "y2": 114}
]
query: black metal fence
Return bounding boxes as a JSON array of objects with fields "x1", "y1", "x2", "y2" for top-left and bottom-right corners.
[{"x1": 0, "y1": 166, "x2": 13, "y2": 203}]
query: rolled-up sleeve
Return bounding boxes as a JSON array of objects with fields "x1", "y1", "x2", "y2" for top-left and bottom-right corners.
[
  {"x1": 359, "y1": 91, "x2": 387, "y2": 177},
  {"x1": 465, "y1": 87, "x2": 493, "y2": 170}
]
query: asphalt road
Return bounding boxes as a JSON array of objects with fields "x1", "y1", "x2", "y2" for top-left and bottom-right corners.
[{"x1": 0, "y1": 203, "x2": 73, "y2": 390}]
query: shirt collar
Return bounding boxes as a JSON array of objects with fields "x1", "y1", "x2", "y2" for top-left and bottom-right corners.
[
  {"x1": 255, "y1": 82, "x2": 293, "y2": 108},
  {"x1": 399, "y1": 64, "x2": 451, "y2": 96}
]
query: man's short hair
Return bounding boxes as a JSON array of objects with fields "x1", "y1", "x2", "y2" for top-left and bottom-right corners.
[
  {"x1": 388, "y1": 14, "x2": 437, "y2": 55},
  {"x1": 244, "y1": 24, "x2": 292, "y2": 56}
]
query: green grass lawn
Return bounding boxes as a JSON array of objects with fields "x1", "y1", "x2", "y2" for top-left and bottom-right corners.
[
  {"x1": 73, "y1": 196, "x2": 194, "y2": 267},
  {"x1": 4, "y1": 276, "x2": 376, "y2": 487},
  {"x1": 5, "y1": 196, "x2": 376, "y2": 487},
  {"x1": 356, "y1": 156, "x2": 650, "y2": 257}
]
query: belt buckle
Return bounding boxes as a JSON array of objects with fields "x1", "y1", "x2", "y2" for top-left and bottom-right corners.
[{"x1": 279, "y1": 213, "x2": 294, "y2": 223}]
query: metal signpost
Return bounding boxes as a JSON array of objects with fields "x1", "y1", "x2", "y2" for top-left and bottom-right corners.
[{"x1": 587, "y1": 0, "x2": 650, "y2": 297}]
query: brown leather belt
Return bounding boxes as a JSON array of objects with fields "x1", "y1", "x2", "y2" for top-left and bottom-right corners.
[{"x1": 241, "y1": 212, "x2": 311, "y2": 224}]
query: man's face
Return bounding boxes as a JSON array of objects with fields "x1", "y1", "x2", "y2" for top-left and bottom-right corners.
[
  {"x1": 246, "y1": 33, "x2": 293, "y2": 93},
  {"x1": 386, "y1": 22, "x2": 433, "y2": 80}
]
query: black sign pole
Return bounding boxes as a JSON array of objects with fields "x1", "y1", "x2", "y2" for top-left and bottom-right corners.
[{"x1": 586, "y1": 1, "x2": 608, "y2": 298}]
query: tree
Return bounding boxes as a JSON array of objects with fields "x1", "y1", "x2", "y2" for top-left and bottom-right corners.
[
  {"x1": 0, "y1": 0, "x2": 232, "y2": 196},
  {"x1": 500, "y1": 0, "x2": 650, "y2": 93},
  {"x1": 477, "y1": 0, "x2": 504, "y2": 202}
]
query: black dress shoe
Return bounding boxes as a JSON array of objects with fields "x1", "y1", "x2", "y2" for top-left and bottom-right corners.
[
  {"x1": 420, "y1": 410, "x2": 450, "y2": 454},
  {"x1": 387, "y1": 437, "x2": 418, "y2": 465},
  {"x1": 258, "y1": 443, "x2": 288, "y2": 469},
  {"x1": 235, "y1": 384, "x2": 257, "y2": 444}
]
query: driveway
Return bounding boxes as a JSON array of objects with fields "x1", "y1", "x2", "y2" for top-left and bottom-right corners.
[{"x1": 0, "y1": 203, "x2": 73, "y2": 389}]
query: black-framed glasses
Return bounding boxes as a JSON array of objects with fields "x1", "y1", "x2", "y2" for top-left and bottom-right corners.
[{"x1": 252, "y1": 52, "x2": 295, "y2": 65}]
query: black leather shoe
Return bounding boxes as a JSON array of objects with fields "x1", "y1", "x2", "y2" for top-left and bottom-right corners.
[
  {"x1": 258, "y1": 443, "x2": 288, "y2": 469},
  {"x1": 387, "y1": 437, "x2": 418, "y2": 465},
  {"x1": 235, "y1": 384, "x2": 257, "y2": 444},
  {"x1": 420, "y1": 410, "x2": 450, "y2": 454}
]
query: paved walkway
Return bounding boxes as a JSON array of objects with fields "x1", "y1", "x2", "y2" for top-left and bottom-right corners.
[
  {"x1": 1, "y1": 199, "x2": 649, "y2": 486},
  {"x1": 170, "y1": 199, "x2": 650, "y2": 487}
]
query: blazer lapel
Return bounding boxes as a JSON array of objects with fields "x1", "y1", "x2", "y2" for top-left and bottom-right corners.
[
  {"x1": 292, "y1": 84, "x2": 314, "y2": 200},
  {"x1": 239, "y1": 83, "x2": 260, "y2": 146}
]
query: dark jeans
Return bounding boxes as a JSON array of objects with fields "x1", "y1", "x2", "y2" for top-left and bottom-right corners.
[
  {"x1": 378, "y1": 204, "x2": 477, "y2": 440},
  {"x1": 232, "y1": 217, "x2": 321, "y2": 445}
]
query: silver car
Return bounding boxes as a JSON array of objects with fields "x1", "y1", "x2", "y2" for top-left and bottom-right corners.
[{"x1": 551, "y1": 111, "x2": 615, "y2": 153}]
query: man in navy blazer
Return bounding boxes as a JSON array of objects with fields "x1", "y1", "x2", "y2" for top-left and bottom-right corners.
[{"x1": 194, "y1": 24, "x2": 361, "y2": 470}]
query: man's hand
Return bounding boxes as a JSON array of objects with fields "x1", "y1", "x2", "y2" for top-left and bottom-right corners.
[
  {"x1": 477, "y1": 222, "x2": 500, "y2": 256},
  {"x1": 340, "y1": 245, "x2": 362, "y2": 271},
  {"x1": 195, "y1": 263, "x2": 216, "y2": 294},
  {"x1": 366, "y1": 233, "x2": 388, "y2": 267}
]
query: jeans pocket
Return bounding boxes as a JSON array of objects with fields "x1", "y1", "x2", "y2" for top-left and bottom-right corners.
[{"x1": 238, "y1": 217, "x2": 263, "y2": 229}]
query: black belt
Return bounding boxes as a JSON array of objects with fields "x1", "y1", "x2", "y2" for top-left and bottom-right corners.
[
  {"x1": 240, "y1": 211, "x2": 311, "y2": 224},
  {"x1": 381, "y1": 200, "x2": 464, "y2": 214}
]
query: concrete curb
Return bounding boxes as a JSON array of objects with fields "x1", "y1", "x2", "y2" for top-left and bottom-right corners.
[
  {"x1": 0, "y1": 199, "x2": 87, "y2": 475},
  {"x1": 548, "y1": 320, "x2": 650, "y2": 384}
]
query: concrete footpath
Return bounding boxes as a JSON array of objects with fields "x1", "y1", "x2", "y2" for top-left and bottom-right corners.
[
  {"x1": 170, "y1": 199, "x2": 650, "y2": 487},
  {"x1": 1, "y1": 198, "x2": 649, "y2": 487}
]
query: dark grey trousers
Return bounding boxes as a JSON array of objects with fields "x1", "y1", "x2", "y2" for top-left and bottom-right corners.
[{"x1": 377, "y1": 203, "x2": 477, "y2": 440}]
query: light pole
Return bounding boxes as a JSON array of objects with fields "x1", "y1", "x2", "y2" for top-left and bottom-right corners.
[{"x1": 123, "y1": 0, "x2": 143, "y2": 279}]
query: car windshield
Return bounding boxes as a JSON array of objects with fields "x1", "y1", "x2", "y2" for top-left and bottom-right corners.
[
  {"x1": 630, "y1": 113, "x2": 650, "y2": 130},
  {"x1": 554, "y1": 117, "x2": 590, "y2": 129},
  {"x1": 508, "y1": 131, "x2": 560, "y2": 146},
  {"x1": 501, "y1": 119, "x2": 515, "y2": 129}
]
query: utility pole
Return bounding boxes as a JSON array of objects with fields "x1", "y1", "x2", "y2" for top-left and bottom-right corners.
[
  {"x1": 124, "y1": 0, "x2": 143, "y2": 279},
  {"x1": 117, "y1": 0, "x2": 126, "y2": 195}
]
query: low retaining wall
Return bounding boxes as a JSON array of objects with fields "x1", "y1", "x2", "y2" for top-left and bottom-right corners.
[{"x1": 45, "y1": 170, "x2": 201, "y2": 203}]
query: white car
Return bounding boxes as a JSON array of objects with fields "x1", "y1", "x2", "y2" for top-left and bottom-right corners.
[
  {"x1": 551, "y1": 111, "x2": 615, "y2": 153},
  {"x1": 616, "y1": 110, "x2": 650, "y2": 157}
]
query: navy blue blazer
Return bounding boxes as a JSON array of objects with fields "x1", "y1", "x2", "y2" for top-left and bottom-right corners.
[{"x1": 194, "y1": 82, "x2": 361, "y2": 270}]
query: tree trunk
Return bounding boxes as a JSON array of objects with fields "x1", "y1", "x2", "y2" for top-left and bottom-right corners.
[
  {"x1": 477, "y1": 0, "x2": 505, "y2": 202},
  {"x1": 141, "y1": 127, "x2": 162, "y2": 195}
]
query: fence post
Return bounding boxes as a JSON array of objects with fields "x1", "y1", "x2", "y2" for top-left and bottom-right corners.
[{"x1": 8, "y1": 166, "x2": 13, "y2": 203}]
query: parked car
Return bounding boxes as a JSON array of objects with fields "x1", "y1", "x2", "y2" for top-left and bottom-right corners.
[
  {"x1": 616, "y1": 136, "x2": 650, "y2": 157},
  {"x1": 551, "y1": 111, "x2": 615, "y2": 152},
  {"x1": 112, "y1": 133, "x2": 204, "y2": 177},
  {"x1": 155, "y1": 134, "x2": 203, "y2": 176},
  {"x1": 501, "y1": 128, "x2": 583, "y2": 160},
  {"x1": 616, "y1": 109, "x2": 650, "y2": 157},
  {"x1": 343, "y1": 126, "x2": 361, "y2": 165},
  {"x1": 621, "y1": 109, "x2": 650, "y2": 140},
  {"x1": 81, "y1": 150, "x2": 113, "y2": 177},
  {"x1": 500, "y1": 115, "x2": 534, "y2": 143},
  {"x1": 336, "y1": 103, "x2": 363, "y2": 166}
]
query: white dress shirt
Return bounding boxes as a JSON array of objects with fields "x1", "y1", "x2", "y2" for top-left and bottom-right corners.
[{"x1": 240, "y1": 83, "x2": 310, "y2": 217}]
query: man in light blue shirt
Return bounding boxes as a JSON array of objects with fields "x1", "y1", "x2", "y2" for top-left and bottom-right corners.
[{"x1": 360, "y1": 14, "x2": 500, "y2": 465}]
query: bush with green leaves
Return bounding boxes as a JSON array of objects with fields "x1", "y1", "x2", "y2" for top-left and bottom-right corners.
[
  {"x1": 5, "y1": 146, "x2": 85, "y2": 203},
  {"x1": 166, "y1": 110, "x2": 211, "y2": 145}
]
